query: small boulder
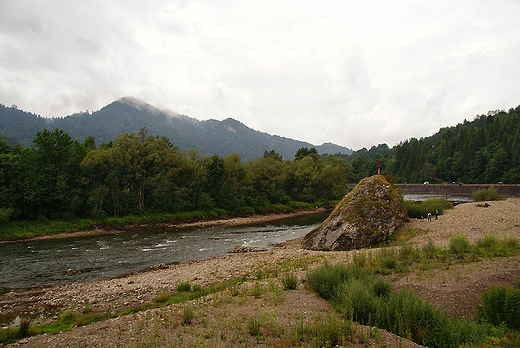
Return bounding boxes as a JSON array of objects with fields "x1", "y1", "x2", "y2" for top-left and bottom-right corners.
[
  {"x1": 302, "y1": 175, "x2": 407, "y2": 250},
  {"x1": 228, "y1": 245, "x2": 267, "y2": 253}
]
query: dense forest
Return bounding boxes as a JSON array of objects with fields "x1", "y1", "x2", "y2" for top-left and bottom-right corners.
[
  {"x1": 1, "y1": 103, "x2": 519, "y2": 224},
  {"x1": 0, "y1": 128, "x2": 352, "y2": 222},
  {"x1": 341, "y1": 105, "x2": 520, "y2": 184}
]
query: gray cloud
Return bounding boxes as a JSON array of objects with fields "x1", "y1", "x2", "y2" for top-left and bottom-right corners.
[{"x1": 1, "y1": 0, "x2": 520, "y2": 150}]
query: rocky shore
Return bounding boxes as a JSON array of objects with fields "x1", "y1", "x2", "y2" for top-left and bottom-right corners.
[{"x1": 2, "y1": 197, "x2": 520, "y2": 347}]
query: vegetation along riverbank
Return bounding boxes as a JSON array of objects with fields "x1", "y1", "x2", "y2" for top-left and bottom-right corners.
[
  {"x1": 0, "y1": 203, "x2": 331, "y2": 242},
  {"x1": 1, "y1": 197, "x2": 520, "y2": 347},
  {"x1": 2, "y1": 103, "x2": 520, "y2": 243}
]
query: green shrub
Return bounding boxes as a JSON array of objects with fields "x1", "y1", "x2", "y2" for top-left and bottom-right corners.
[
  {"x1": 379, "y1": 248, "x2": 398, "y2": 270},
  {"x1": 292, "y1": 312, "x2": 353, "y2": 347},
  {"x1": 247, "y1": 316, "x2": 262, "y2": 336},
  {"x1": 154, "y1": 291, "x2": 169, "y2": 303},
  {"x1": 307, "y1": 262, "x2": 484, "y2": 348},
  {"x1": 476, "y1": 234, "x2": 497, "y2": 249},
  {"x1": 305, "y1": 262, "x2": 367, "y2": 301},
  {"x1": 472, "y1": 186, "x2": 502, "y2": 202},
  {"x1": 399, "y1": 244, "x2": 418, "y2": 262},
  {"x1": 404, "y1": 197, "x2": 453, "y2": 219},
  {"x1": 353, "y1": 251, "x2": 368, "y2": 267},
  {"x1": 251, "y1": 282, "x2": 263, "y2": 298},
  {"x1": 176, "y1": 282, "x2": 192, "y2": 292},
  {"x1": 450, "y1": 234, "x2": 470, "y2": 258},
  {"x1": 422, "y1": 238, "x2": 436, "y2": 259},
  {"x1": 477, "y1": 285, "x2": 520, "y2": 331}
]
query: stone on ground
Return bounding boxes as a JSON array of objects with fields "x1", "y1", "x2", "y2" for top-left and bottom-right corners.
[{"x1": 302, "y1": 175, "x2": 407, "y2": 250}]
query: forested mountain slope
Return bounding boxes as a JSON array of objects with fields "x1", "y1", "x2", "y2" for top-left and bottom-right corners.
[
  {"x1": 0, "y1": 98, "x2": 352, "y2": 161},
  {"x1": 340, "y1": 106, "x2": 520, "y2": 184}
]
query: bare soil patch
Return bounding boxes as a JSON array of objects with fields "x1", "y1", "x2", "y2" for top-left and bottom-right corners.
[{"x1": 3, "y1": 198, "x2": 520, "y2": 347}]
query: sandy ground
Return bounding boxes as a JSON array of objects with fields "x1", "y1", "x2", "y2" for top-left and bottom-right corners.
[{"x1": 2, "y1": 198, "x2": 520, "y2": 347}]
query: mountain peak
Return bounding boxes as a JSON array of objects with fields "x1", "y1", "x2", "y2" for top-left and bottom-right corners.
[
  {"x1": 1, "y1": 98, "x2": 353, "y2": 160},
  {"x1": 115, "y1": 96, "x2": 197, "y2": 122}
]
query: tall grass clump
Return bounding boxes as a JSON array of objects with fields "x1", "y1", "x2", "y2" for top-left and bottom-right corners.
[
  {"x1": 404, "y1": 197, "x2": 453, "y2": 219},
  {"x1": 306, "y1": 262, "x2": 485, "y2": 348},
  {"x1": 281, "y1": 272, "x2": 298, "y2": 290},
  {"x1": 176, "y1": 282, "x2": 192, "y2": 292},
  {"x1": 305, "y1": 262, "x2": 368, "y2": 301},
  {"x1": 422, "y1": 238, "x2": 437, "y2": 259},
  {"x1": 477, "y1": 285, "x2": 520, "y2": 331},
  {"x1": 450, "y1": 234, "x2": 470, "y2": 258},
  {"x1": 472, "y1": 186, "x2": 502, "y2": 202},
  {"x1": 292, "y1": 313, "x2": 353, "y2": 347}
]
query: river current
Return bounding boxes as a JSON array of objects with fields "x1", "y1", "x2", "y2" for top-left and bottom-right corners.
[
  {"x1": 0, "y1": 194, "x2": 472, "y2": 290},
  {"x1": 0, "y1": 212, "x2": 329, "y2": 290}
]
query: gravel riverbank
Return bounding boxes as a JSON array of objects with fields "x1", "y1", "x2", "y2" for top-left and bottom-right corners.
[{"x1": 2, "y1": 197, "x2": 519, "y2": 347}]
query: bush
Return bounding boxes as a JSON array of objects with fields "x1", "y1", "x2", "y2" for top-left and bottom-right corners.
[
  {"x1": 305, "y1": 262, "x2": 367, "y2": 301},
  {"x1": 472, "y1": 186, "x2": 502, "y2": 202},
  {"x1": 176, "y1": 283, "x2": 192, "y2": 292},
  {"x1": 404, "y1": 198, "x2": 453, "y2": 219},
  {"x1": 154, "y1": 291, "x2": 169, "y2": 303},
  {"x1": 450, "y1": 234, "x2": 470, "y2": 258},
  {"x1": 422, "y1": 238, "x2": 436, "y2": 259},
  {"x1": 379, "y1": 248, "x2": 398, "y2": 270},
  {"x1": 307, "y1": 262, "x2": 484, "y2": 348},
  {"x1": 477, "y1": 285, "x2": 520, "y2": 331}
]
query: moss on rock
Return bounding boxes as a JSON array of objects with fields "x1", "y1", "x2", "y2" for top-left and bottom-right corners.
[{"x1": 302, "y1": 175, "x2": 407, "y2": 250}]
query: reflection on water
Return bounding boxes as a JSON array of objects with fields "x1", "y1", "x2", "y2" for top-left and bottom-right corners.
[{"x1": 0, "y1": 211, "x2": 328, "y2": 290}]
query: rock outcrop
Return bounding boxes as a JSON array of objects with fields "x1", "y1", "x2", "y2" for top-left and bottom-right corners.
[{"x1": 302, "y1": 175, "x2": 407, "y2": 250}]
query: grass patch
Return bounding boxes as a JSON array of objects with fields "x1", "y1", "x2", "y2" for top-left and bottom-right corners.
[
  {"x1": 303, "y1": 236, "x2": 520, "y2": 347},
  {"x1": 450, "y1": 234, "x2": 471, "y2": 258},
  {"x1": 306, "y1": 263, "x2": 486, "y2": 348},
  {"x1": 477, "y1": 285, "x2": 520, "y2": 331},
  {"x1": 404, "y1": 197, "x2": 453, "y2": 219},
  {"x1": 175, "y1": 282, "x2": 192, "y2": 292},
  {"x1": 472, "y1": 186, "x2": 502, "y2": 202},
  {"x1": 281, "y1": 272, "x2": 298, "y2": 290},
  {"x1": 11, "y1": 277, "x2": 247, "y2": 345},
  {"x1": 292, "y1": 312, "x2": 354, "y2": 347}
]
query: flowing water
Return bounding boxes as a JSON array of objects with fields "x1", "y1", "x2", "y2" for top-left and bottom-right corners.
[
  {"x1": 0, "y1": 211, "x2": 329, "y2": 290},
  {"x1": 0, "y1": 195, "x2": 471, "y2": 291}
]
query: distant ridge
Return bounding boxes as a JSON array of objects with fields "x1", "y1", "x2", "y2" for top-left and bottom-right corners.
[{"x1": 0, "y1": 98, "x2": 352, "y2": 161}]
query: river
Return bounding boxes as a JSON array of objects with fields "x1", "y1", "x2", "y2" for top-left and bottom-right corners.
[
  {"x1": 0, "y1": 194, "x2": 471, "y2": 291},
  {"x1": 0, "y1": 211, "x2": 329, "y2": 290}
]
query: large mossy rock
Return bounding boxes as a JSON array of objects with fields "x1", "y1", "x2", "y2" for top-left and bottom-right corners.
[{"x1": 302, "y1": 175, "x2": 407, "y2": 250}]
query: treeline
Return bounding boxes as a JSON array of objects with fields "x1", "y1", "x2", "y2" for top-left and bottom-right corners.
[
  {"x1": 0, "y1": 128, "x2": 352, "y2": 222},
  {"x1": 341, "y1": 105, "x2": 520, "y2": 184}
]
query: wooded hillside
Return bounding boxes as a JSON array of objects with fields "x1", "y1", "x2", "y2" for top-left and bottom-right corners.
[
  {"x1": 342, "y1": 106, "x2": 520, "y2": 184},
  {"x1": 0, "y1": 97, "x2": 352, "y2": 161}
]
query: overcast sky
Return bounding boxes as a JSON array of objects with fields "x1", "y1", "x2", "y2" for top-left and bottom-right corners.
[{"x1": 2, "y1": 0, "x2": 520, "y2": 150}]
